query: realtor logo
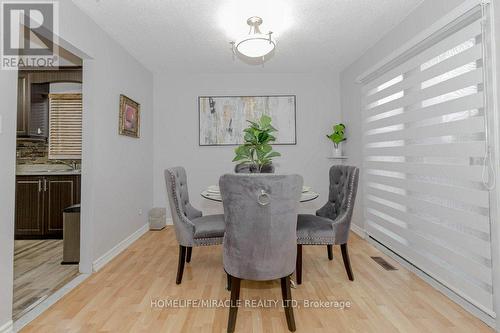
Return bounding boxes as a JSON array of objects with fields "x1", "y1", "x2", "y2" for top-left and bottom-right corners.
[{"x1": 1, "y1": 1, "x2": 59, "y2": 69}]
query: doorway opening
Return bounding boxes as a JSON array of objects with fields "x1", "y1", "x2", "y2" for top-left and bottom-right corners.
[{"x1": 12, "y1": 47, "x2": 83, "y2": 320}]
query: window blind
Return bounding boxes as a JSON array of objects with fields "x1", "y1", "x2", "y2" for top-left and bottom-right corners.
[
  {"x1": 361, "y1": 9, "x2": 494, "y2": 315},
  {"x1": 48, "y1": 93, "x2": 82, "y2": 159}
]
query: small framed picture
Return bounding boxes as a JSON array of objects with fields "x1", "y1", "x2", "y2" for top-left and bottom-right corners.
[{"x1": 119, "y1": 94, "x2": 140, "y2": 138}]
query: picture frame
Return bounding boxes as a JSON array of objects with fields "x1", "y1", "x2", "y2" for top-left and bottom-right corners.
[
  {"x1": 198, "y1": 95, "x2": 297, "y2": 146},
  {"x1": 119, "y1": 94, "x2": 140, "y2": 138}
]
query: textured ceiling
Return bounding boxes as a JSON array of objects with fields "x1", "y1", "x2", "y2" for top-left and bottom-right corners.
[{"x1": 72, "y1": 0, "x2": 423, "y2": 73}]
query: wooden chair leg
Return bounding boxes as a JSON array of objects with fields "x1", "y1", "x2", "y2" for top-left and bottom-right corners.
[
  {"x1": 280, "y1": 274, "x2": 288, "y2": 302},
  {"x1": 227, "y1": 276, "x2": 241, "y2": 333},
  {"x1": 186, "y1": 247, "x2": 192, "y2": 263},
  {"x1": 296, "y1": 244, "x2": 302, "y2": 285},
  {"x1": 280, "y1": 276, "x2": 296, "y2": 332},
  {"x1": 176, "y1": 245, "x2": 186, "y2": 284},
  {"x1": 226, "y1": 272, "x2": 232, "y2": 291},
  {"x1": 340, "y1": 243, "x2": 354, "y2": 281},
  {"x1": 327, "y1": 245, "x2": 333, "y2": 260}
]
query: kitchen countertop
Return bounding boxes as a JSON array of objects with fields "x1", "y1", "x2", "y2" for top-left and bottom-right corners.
[
  {"x1": 16, "y1": 170, "x2": 81, "y2": 176},
  {"x1": 16, "y1": 164, "x2": 81, "y2": 176}
]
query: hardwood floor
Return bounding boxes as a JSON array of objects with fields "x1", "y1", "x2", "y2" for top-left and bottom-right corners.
[
  {"x1": 21, "y1": 227, "x2": 492, "y2": 332},
  {"x1": 13, "y1": 240, "x2": 79, "y2": 320}
]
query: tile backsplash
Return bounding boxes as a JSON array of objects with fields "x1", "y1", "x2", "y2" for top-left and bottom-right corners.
[
  {"x1": 17, "y1": 139, "x2": 48, "y2": 164},
  {"x1": 16, "y1": 139, "x2": 81, "y2": 165}
]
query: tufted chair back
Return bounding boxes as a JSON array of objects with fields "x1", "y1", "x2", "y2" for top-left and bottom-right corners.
[
  {"x1": 165, "y1": 167, "x2": 202, "y2": 246},
  {"x1": 316, "y1": 165, "x2": 359, "y2": 244},
  {"x1": 220, "y1": 173, "x2": 303, "y2": 281}
]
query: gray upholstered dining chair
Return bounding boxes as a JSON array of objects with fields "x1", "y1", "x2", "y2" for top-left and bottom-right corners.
[
  {"x1": 296, "y1": 165, "x2": 359, "y2": 284},
  {"x1": 165, "y1": 167, "x2": 225, "y2": 284},
  {"x1": 219, "y1": 173, "x2": 303, "y2": 333}
]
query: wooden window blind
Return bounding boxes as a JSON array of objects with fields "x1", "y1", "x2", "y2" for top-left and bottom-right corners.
[{"x1": 48, "y1": 93, "x2": 82, "y2": 159}]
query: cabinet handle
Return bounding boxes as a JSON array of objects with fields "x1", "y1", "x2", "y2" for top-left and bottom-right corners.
[
  {"x1": 38, "y1": 179, "x2": 41, "y2": 192},
  {"x1": 43, "y1": 178, "x2": 47, "y2": 191}
]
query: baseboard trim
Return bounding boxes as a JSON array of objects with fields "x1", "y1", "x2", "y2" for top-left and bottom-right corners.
[
  {"x1": 166, "y1": 217, "x2": 173, "y2": 225},
  {"x1": 92, "y1": 223, "x2": 149, "y2": 272},
  {"x1": 0, "y1": 320, "x2": 13, "y2": 333},
  {"x1": 350, "y1": 223, "x2": 366, "y2": 239}
]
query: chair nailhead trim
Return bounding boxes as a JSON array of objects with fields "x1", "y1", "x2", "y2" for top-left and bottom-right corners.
[{"x1": 168, "y1": 169, "x2": 195, "y2": 227}]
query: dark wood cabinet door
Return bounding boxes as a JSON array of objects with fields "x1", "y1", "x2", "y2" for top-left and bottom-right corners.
[
  {"x1": 15, "y1": 174, "x2": 81, "y2": 239},
  {"x1": 17, "y1": 74, "x2": 29, "y2": 135},
  {"x1": 29, "y1": 83, "x2": 49, "y2": 138},
  {"x1": 45, "y1": 176, "x2": 76, "y2": 238},
  {"x1": 15, "y1": 177, "x2": 44, "y2": 238}
]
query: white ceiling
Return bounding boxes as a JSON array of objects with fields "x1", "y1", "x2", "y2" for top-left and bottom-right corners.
[{"x1": 72, "y1": 0, "x2": 423, "y2": 74}]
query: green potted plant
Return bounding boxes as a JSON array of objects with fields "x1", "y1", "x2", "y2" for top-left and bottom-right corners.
[
  {"x1": 326, "y1": 123, "x2": 346, "y2": 157},
  {"x1": 233, "y1": 115, "x2": 281, "y2": 173}
]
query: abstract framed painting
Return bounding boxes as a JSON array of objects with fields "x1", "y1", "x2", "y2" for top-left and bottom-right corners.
[
  {"x1": 198, "y1": 95, "x2": 296, "y2": 146},
  {"x1": 119, "y1": 94, "x2": 140, "y2": 138}
]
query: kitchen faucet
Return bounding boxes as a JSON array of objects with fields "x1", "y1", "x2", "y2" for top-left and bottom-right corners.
[{"x1": 57, "y1": 160, "x2": 80, "y2": 170}]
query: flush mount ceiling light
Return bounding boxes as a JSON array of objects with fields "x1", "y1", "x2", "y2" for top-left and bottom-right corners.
[{"x1": 230, "y1": 16, "x2": 276, "y2": 59}]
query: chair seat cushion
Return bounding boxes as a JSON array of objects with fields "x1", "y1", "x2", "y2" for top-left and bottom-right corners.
[
  {"x1": 297, "y1": 214, "x2": 335, "y2": 245},
  {"x1": 192, "y1": 214, "x2": 225, "y2": 239}
]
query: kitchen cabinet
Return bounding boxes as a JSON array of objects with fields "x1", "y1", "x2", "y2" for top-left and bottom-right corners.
[
  {"x1": 45, "y1": 176, "x2": 78, "y2": 237},
  {"x1": 29, "y1": 83, "x2": 49, "y2": 138},
  {"x1": 14, "y1": 176, "x2": 44, "y2": 237},
  {"x1": 15, "y1": 174, "x2": 81, "y2": 239},
  {"x1": 16, "y1": 76, "x2": 49, "y2": 138},
  {"x1": 17, "y1": 69, "x2": 82, "y2": 138},
  {"x1": 16, "y1": 73, "x2": 30, "y2": 135}
]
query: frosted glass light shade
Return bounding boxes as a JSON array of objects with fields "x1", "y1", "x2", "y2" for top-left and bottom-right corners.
[{"x1": 235, "y1": 35, "x2": 276, "y2": 58}]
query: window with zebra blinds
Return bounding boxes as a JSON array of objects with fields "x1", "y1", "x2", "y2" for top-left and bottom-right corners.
[{"x1": 360, "y1": 6, "x2": 494, "y2": 316}]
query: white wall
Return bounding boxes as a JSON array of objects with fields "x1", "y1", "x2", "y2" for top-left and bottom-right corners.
[
  {"x1": 57, "y1": 1, "x2": 154, "y2": 271},
  {"x1": 153, "y1": 73, "x2": 341, "y2": 217},
  {"x1": 0, "y1": 70, "x2": 18, "y2": 331},
  {"x1": 339, "y1": 0, "x2": 469, "y2": 230},
  {"x1": 0, "y1": 0, "x2": 153, "y2": 327}
]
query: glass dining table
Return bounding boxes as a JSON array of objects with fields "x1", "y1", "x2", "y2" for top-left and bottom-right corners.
[{"x1": 201, "y1": 185, "x2": 320, "y2": 203}]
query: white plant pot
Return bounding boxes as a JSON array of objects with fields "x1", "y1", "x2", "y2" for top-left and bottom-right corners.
[{"x1": 333, "y1": 145, "x2": 342, "y2": 157}]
